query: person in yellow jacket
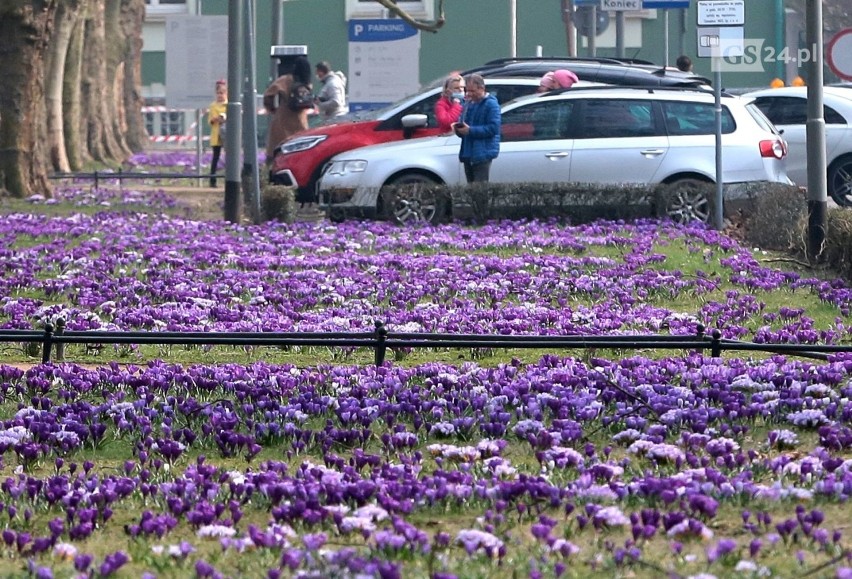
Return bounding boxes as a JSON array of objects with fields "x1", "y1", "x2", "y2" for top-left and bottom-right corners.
[{"x1": 208, "y1": 80, "x2": 228, "y2": 187}]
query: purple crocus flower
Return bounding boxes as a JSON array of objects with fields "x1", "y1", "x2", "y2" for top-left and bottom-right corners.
[{"x1": 98, "y1": 551, "x2": 129, "y2": 577}]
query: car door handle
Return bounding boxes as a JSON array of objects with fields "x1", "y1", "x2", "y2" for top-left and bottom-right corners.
[
  {"x1": 640, "y1": 149, "x2": 665, "y2": 157},
  {"x1": 545, "y1": 152, "x2": 570, "y2": 159}
]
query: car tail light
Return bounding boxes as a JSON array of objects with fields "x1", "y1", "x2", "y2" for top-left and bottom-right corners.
[{"x1": 759, "y1": 139, "x2": 786, "y2": 159}]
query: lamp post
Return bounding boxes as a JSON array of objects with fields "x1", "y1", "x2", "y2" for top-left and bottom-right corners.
[
  {"x1": 225, "y1": 0, "x2": 244, "y2": 223},
  {"x1": 774, "y1": 0, "x2": 785, "y2": 81},
  {"x1": 805, "y1": 0, "x2": 826, "y2": 261},
  {"x1": 510, "y1": 0, "x2": 517, "y2": 57}
]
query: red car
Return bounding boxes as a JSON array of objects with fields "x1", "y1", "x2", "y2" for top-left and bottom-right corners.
[{"x1": 268, "y1": 78, "x2": 544, "y2": 198}]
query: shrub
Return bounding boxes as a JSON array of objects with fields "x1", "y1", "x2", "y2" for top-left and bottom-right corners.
[
  {"x1": 262, "y1": 185, "x2": 296, "y2": 223},
  {"x1": 738, "y1": 183, "x2": 806, "y2": 252},
  {"x1": 447, "y1": 182, "x2": 656, "y2": 224},
  {"x1": 823, "y1": 209, "x2": 852, "y2": 281}
]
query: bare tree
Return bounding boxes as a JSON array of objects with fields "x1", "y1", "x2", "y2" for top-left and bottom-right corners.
[{"x1": 375, "y1": 0, "x2": 446, "y2": 32}]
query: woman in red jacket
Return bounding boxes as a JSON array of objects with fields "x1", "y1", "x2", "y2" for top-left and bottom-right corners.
[{"x1": 434, "y1": 73, "x2": 465, "y2": 133}]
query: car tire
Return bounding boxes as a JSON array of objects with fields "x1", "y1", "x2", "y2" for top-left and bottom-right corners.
[
  {"x1": 828, "y1": 155, "x2": 852, "y2": 207},
  {"x1": 381, "y1": 173, "x2": 446, "y2": 225},
  {"x1": 654, "y1": 178, "x2": 715, "y2": 224}
]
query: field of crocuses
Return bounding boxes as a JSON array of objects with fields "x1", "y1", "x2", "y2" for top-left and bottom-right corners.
[{"x1": 3, "y1": 163, "x2": 852, "y2": 578}]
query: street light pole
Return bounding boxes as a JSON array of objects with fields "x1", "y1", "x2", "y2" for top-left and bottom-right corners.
[
  {"x1": 225, "y1": 0, "x2": 244, "y2": 223},
  {"x1": 805, "y1": 0, "x2": 827, "y2": 261},
  {"x1": 510, "y1": 0, "x2": 517, "y2": 57}
]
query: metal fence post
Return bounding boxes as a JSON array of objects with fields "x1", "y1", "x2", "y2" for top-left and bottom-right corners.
[
  {"x1": 42, "y1": 323, "x2": 54, "y2": 363},
  {"x1": 374, "y1": 321, "x2": 388, "y2": 367},
  {"x1": 711, "y1": 329, "x2": 722, "y2": 358},
  {"x1": 93, "y1": 171, "x2": 99, "y2": 190},
  {"x1": 54, "y1": 318, "x2": 66, "y2": 362}
]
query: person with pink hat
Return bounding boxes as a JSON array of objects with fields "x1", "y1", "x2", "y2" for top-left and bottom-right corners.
[{"x1": 538, "y1": 69, "x2": 579, "y2": 92}]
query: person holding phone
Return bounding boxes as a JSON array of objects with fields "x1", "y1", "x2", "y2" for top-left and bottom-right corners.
[{"x1": 453, "y1": 73, "x2": 501, "y2": 183}]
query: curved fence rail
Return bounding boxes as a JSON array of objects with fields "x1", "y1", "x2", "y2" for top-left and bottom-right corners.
[{"x1": 0, "y1": 320, "x2": 847, "y2": 366}]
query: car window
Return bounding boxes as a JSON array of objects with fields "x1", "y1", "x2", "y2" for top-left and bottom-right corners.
[
  {"x1": 663, "y1": 101, "x2": 735, "y2": 135},
  {"x1": 378, "y1": 83, "x2": 537, "y2": 132},
  {"x1": 578, "y1": 99, "x2": 658, "y2": 139},
  {"x1": 745, "y1": 102, "x2": 781, "y2": 135},
  {"x1": 488, "y1": 84, "x2": 539, "y2": 105},
  {"x1": 381, "y1": 92, "x2": 443, "y2": 130},
  {"x1": 752, "y1": 96, "x2": 846, "y2": 125},
  {"x1": 826, "y1": 106, "x2": 847, "y2": 124},
  {"x1": 501, "y1": 101, "x2": 575, "y2": 141}
]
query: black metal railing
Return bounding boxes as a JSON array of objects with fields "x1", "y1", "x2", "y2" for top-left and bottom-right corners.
[
  {"x1": 49, "y1": 170, "x2": 219, "y2": 189},
  {"x1": 0, "y1": 320, "x2": 848, "y2": 366}
]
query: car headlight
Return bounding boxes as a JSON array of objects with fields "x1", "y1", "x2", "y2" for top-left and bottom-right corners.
[
  {"x1": 278, "y1": 135, "x2": 327, "y2": 155},
  {"x1": 327, "y1": 160, "x2": 368, "y2": 175}
]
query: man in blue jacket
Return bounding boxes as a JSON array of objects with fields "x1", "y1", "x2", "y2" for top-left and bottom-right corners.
[{"x1": 453, "y1": 73, "x2": 501, "y2": 183}]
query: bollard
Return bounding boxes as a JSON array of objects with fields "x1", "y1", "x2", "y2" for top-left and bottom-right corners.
[
  {"x1": 42, "y1": 323, "x2": 54, "y2": 364},
  {"x1": 374, "y1": 321, "x2": 388, "y2": 367},
  {"x1": 711, "y1": 329, "x2": 722, "y2": 358},
  {"x1": 54, "y1": 318, "x2": 66, "y2": 362}
]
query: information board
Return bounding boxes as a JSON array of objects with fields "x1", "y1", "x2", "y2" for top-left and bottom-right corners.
[
  {"x1": 165, "y1": 15, "x2": 229, "y2": 110},
  {"x1": 348, "y1": 19, "x2": 421, "y2": 112}
]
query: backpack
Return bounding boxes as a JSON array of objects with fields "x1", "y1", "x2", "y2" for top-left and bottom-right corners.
[{"x1": 288, "y1": 83, "x2": 314, "y2": 111}]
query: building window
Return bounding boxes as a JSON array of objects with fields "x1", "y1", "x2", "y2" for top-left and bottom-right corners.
[
  {"x1": 346, "y1": 0, "x2": 433, "y2": 20},
  {"x1": 145, "y1": 0, "x2": 188, "y2": 17},
  {"x1": 143, "y1": 99, "x2": 195, "y2": 145}
]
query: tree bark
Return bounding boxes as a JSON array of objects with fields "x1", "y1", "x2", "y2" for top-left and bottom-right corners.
[
  {"x1": 0, "y1": 0, "x2": 56, "y2": 198},
  {"x1": 103, "y1": 0, "x2": 132, "y2": 160},
  {"x1": 81, "y1": 0, "x2": 122, "y2": 163},
  {"x1": 64, "y1": 0, "x2": 91, "y2": 171},
  {"x1": 120, "y1": 0, "x2": 147, "y2": 152},
  {"x1": 46, "y1": 0, "x2": 85, "y2": 173}
]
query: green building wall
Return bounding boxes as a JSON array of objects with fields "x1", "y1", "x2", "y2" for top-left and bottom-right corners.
[{"x1": 142, "y1": 1, "x2": 789, "y2": 96}]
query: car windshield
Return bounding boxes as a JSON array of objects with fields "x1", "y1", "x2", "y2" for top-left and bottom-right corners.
[{"x1": 314, "y1": 77, "x2": 448, "y2": 125}]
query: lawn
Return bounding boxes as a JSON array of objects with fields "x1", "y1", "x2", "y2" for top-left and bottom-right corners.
[{"x1": 0, "y1": 154, "x2": 851, "y2": 578}]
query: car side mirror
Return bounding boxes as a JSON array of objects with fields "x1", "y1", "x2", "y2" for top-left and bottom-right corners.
[{"x1": 401, "y1": 114, "x2": 428, "y2": 139}]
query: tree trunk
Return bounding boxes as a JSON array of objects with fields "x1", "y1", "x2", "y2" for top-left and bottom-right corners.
[
  {"x1": 104, "y1": 0, "x2": 132, "y2": 160},
  {"x1": 0, "y1": 1, "x2": 56, "y2": 198},
  {"x1": 65, "y1": 0, "x2": 91, "y2": 171},
  {"x1": 46, "y1": 0, "x2": 85, "y2": 173},
  {"x1": 82, "y1": 0, "x2": 123, "y2": 163},
  {"x1": 120, "y1": 0, "x2": 147, "y2": 152}
]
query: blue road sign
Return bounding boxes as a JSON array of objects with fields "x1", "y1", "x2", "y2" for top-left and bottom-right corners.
[
  {"x1": 643, "y1": 0, "x2": 690, "y2": 8},
  {"x1": 574, "y1": 0, "x2": 601, "y2": 5}
]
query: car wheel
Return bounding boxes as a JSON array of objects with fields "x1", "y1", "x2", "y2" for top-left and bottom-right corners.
[
  {"x1": 381, "y1": 174, "x2": 445, "y2": 225},
  {"x1": 655, "y1": 178, "x2": 714, "y2": 224},
  {"x1": 828, "y1": 155, "x2": 852, "y2": 207}
]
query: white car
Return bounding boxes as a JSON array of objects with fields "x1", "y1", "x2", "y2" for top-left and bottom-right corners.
[
  {"x1": 318, "y1": 86, "x2": 790, "y2": 224},
  {"x1": 745, "y1": 86, "x2": 852, "y2": 206}
]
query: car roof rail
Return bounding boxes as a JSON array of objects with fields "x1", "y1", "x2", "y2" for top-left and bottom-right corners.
[
  {"x1": 646, "y1": 66, "x2": 713, "y2": 82},
  {"x1": 483, "y1": 56, "x2": 638, "y2": 67},
  {"x1": 544, "y1": 85, "x2": 734, "y2": 97}
]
